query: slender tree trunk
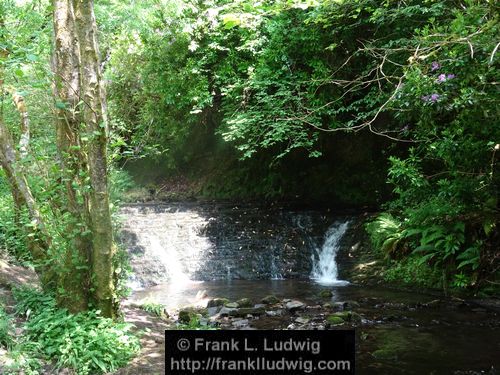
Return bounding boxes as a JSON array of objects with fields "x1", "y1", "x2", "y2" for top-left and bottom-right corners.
[
  {"x1": 73, "y1": 0, "x2": 116, "y2": 318},
  {"x1": 1, "y1": 42, "x2": 51, "y2": 279}
]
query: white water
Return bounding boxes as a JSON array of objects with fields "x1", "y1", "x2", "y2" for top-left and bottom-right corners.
[{"x1": 310, "y1": 221, "x2": 350, "y2": 286}]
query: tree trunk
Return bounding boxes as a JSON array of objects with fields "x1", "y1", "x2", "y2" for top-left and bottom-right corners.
[
  {"x1": 52, "y1": 0, "x2": 91, "y2": 312},
  {"x1": 73, "y1": 0, "x2": 116, "y2": 318},
  {"x1": 1, "y1": 40, "x2": 51, "y2": 281},
  {"x1": 52, "y1": 0, "x2": 116, "y2": 317}
]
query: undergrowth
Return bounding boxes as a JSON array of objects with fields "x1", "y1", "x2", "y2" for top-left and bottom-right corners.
[{"x1": 2, "y1": 287, "x2": 140, "y2": 375}]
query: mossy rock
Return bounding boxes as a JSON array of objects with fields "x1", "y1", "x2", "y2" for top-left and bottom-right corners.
[
  {"x1": 332, "y1": 311, "x2": 351, "y2": 321},
  {"x1": 178, "y1": 310, "x2": 192, "y2": 323},
  {"x1": 319, "y1": 290, "x2": 333, "y2": 298},
  {"x1": 207, "y1": 298, "x2": 229, "y2": 308},
  {"x1": 236, "y1": 298, "x2": 253, "y2": 307},
  {"x1": 329, "y1": 310, "x2": 362, "y2": 322},
  {"x1": 261, "y1": 295, "x2": 280, "y2": 305},
  {"x1": 326, "y1": 315, "x2": 345, "y2": 325}
]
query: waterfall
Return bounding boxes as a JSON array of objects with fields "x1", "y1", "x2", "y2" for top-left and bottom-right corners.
[
  {"x1": 310, "y1": 221, "x2": 350, "y2": 286},
  {"x1": 120, "y1": 203, "x2": 354, "y2": 288}
]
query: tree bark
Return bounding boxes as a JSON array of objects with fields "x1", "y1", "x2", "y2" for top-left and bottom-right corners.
[
  {"x1": 52, "y1": 0, "x2": 116, "y2": 317},
  {"x1": 52, "y1": 0, "x2": 91, "y2": 312},
  {"x1": 73, "y1": 0, "x2": 116, "y2": 318}
]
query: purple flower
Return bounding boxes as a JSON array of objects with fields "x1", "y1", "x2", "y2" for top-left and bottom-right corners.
[
  {"x1": 431, "y1": 61, "x2": 441, "y2": 71},
  {"x1": 437, "y1": 74, "x2": 447, "y2": 83},
  {"x1": 446, "y1": 74, "x2": 455, "y2": 79},
  {"x1": 421, "y1": 94, "x2": 440, "y2": 103}
]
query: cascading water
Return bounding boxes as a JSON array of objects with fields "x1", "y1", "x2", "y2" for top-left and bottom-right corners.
[
  {"x1": 120, "y1": 203, "x2": 353, "y2": 288},
  {"x1": 310, "y1": 221, "x2": 350, "y2": 286}
]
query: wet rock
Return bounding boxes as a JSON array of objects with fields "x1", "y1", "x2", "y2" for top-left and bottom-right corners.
[
  {"x1": 306, "y1": 305, "x2": 322, "y2": 309},
  {"x1": 254, "y1": 304, "x2": 266, "y2": 309},
  {"x1": 178, "y1": 310, "x2": 192, "y2": 323},
  {"x1": 326, "y1": 315, "x2": 344, "y2": 325},
  {"x1": 286, "y1": 300, "x2": 305, "y2": 312},
  {"x1": 229, "y1": 307, "x2": 265, "y2": 317},
  {"x1": 207, "y1": 306, "x2": 221, "y2": 317},
  {"x1": 326, "y1": 310, "x2": 361, "y2": 324},
  {"x1": 207, "y1": 298, "x2": 229, "y2": 308},
  {"x1": 345, "y1": 300, "x2": 360, "y2": 309},
  {"x1": 237, "y1": 298, "x2": 253, "y2": 307},
  {"x1": 232, "y1": 319, "x2": 249, "y2": 328},
  {"x1": 265, "y1": 309, "x2": 284, "y2": 317},
  {"x1": 319, "y1": 290, "x2": 333, "y2": 298},
  {"x1": 332, "y1": 302, "x2": 346, "y2": 310},
  {"x1": 199, "y1": 318, "x2": 209, "y2": 326},
  {"x1": 295, "y1": 317, "x2": 310, "y2": 324},
  {"x1": 332, "y1": 311, "x2": 352, "y2": 321},
  {"x1": 261, "y1": 295, "x2": 280, "y2": 305},
  {"x1": 225, "y1": 302, "x2": 239, "y2": 308},
  {"x1": 219, "y1": 307, "x2": 238, "y2": 316},
  {"x1": 323, "y1": 302, "x2": 332, "y2": 309}
]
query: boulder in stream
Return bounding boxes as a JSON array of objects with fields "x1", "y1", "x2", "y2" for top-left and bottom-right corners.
[
  {"x1": 237, "y1": 298, "x2": 253, "y2": 307},
  {"x1": 286, "y1": 300, "x2": 305, "y2": 312},
  {"x1": 207, "y1": 298, "x2": 229, "y2": 308},
  {"x1": 261, "y1": 295, "x2": 280, "y2": 305}
]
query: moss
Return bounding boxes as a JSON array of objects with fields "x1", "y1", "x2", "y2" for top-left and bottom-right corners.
[
  {"x1": 319, "y1": 290, "x2": 333, "y2": 298},
  {"x1": 327, "y1": 315, "x2": 345, "y2": 325}
]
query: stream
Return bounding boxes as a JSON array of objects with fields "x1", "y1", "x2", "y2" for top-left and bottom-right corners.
[{"x1": 119, "y1": 202, "x2": 500, "y2": 374}]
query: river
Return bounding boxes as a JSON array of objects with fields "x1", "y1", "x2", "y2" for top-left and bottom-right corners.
[{"x1": 120, "y1": 202, "x2": 500, "y2": 374}]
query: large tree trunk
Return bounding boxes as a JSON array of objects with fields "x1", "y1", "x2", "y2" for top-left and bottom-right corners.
[
  {"x1": 74, "y1": 0, "x2": 116, "y2": 318},
  {"x1": 52, "y1": 0, "x2": 91, "y2": 312},
  {"x1": 52, "y1": 0, "x2": 116, "y2": 317}
]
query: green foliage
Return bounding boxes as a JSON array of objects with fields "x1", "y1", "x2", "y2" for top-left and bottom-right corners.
[
  {"x1": 0, "y1": 304, "x2": 13, "y2": 349},
  {"x1": 12, "y1": 287, "x2": 140, "y2": 375},
  {"x1": 140, "y1": 301, "x2": 166, "y2": 318},
  {"x1": 176, "y1": 316, "x2": 217, "y2": 330},
  {"x1": 365, "y1": 213, "x2": 407, "y2": 257},
  {"x1": 383, "y1": 256, "x2": 442, "y2": 289},
  {"x1": 0, "y1": 173, "x2": 30, "y2": 262}
]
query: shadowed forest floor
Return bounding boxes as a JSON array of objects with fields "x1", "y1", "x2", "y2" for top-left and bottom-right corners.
[{"x1": 0, "y1": 258, "x2": 167, "y2": 374}]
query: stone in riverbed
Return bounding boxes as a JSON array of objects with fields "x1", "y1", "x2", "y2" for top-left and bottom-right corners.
[
  {"x1": 178, "y1": 310, "x2": 192, "y2": 323},
  {"x1": 328, "y1": 311, "x2": 362, "y2": 323},
  {"x1": 319, "y1": 290, "x2": 333, "y2": 298},
  {"x1": 295, "y1": 317, "x2": 310, "y2": 324},
  {"x1": 261, "y1": 295, "x2": 280, "y2": 305},
  {"x1": 219, "y1": 307, "x2": 238, "y2": 316},
  {"x1": 229, "y1": 307, "x2": 265, "y2": 317},
  {"x1": 207, "y1": 298, "x2": 229, "y2": 308},
  {"x1": 286, "y1": 300, "x2": 305, "y2": 312},
  {"x1": 345, "y1": 300, "x2": 360, "y2": 309},
  {"x1": 326, "y1": 315, "x2": 344, "y2": 325},
  {"x1": 236, "y1": 298, "x2": 253, "y2": 307},
  {"x1": 225, "y1": 302, "x2": 239, "y2": 308},
  {"x1": 207, "y1": 306, "x2": 221, "y2": 317},
  {"x1": 232, "y1": 319, "x2": 249, "y2": 328}
]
